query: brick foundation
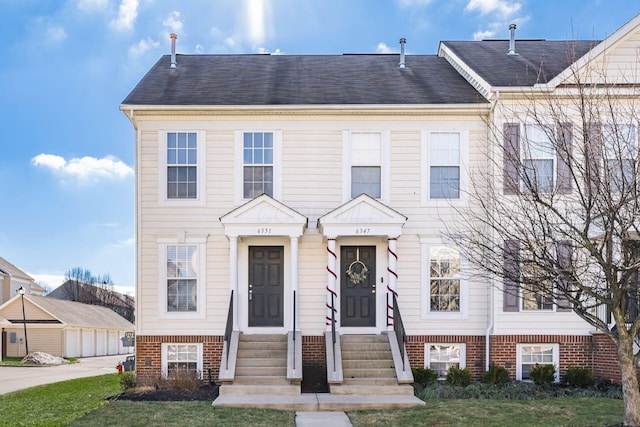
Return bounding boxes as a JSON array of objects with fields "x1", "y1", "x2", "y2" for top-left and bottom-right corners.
[
  {"x1": 592, "y1": 333, "x2": 640, "y2": 384},
  {"x1": 407, "y1": 335, "x2": 486, "y2": 380},
  {"x1": 490, "y1": 335, "x2": 592, "y2": 381},
  {"x1": 302, "y1": 335, "x2": 327, "y2": 392},
  {"x1": 135, "y1": 335, "x2": 223, "y2": 383}
]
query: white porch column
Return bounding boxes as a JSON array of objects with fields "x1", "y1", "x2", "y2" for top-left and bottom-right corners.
[
  {"x1": 229, "y1": 236, "x2": 238, "y2": 330},
  {"x1": 290, "y1": 236, "x2": 299, "y2": 331},
  {"x1": 387, "y1": 237, "x2": 399, "y2": 330},
  {"x1": 326, "y1": 238, "x2": 338, "y2": 330}
]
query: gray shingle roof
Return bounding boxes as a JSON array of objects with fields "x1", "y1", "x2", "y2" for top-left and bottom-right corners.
[
  {"x1": 442, "y1": 40, "x2": 600, "y2": 87},
  {"x1": 26, "y1": 295, "x2": 134, "y2": 330},
  {"x1": 122, "y1": 54, "x2": 487, "y2": 106}
]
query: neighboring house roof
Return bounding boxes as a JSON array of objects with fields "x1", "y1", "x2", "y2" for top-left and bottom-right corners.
[
  {"x1": 0, "y1": 256, "x2": 35, "y2": 283},
  {"x1": 0, "y1": 315, "x2": 9, "y2": 327},
  {"x1": 441, "y1": 40, "x2": 600, "y2": 87},
  {"x1": 49, "y1": 280, "x2": 134, "y2": 308},
  {"x1": 20, "y1": 295, "x2": 133, "y2": 330},
  {"x1": 122, "y1": 54, "x2": 488, "y2": 106}
]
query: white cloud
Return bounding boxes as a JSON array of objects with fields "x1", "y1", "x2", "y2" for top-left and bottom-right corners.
[
  {"x1": 246, "y1": 0, "x2": 266, "y2": 45},
  {"x1": 163, "y1": 11, "x2": 183, "y2": 32},
  {"x1": 128, "y1": 37, "x2": 160, "y2": 57},
  {"x1": 376, "y1": 42, "x2": 393, "y2": 54},
  {"x1": 112, "y1": 236, "x2": 135, "y2": 248},
  {"x1": 32, "y1": 153, "x2": 133, "y2": 183},
  {"x1": 45, "y1": 25, "x2": 67, "y2": 43},
  {"x1": 465, "y1": 0, "x2": 521, "y2": 17},
  {"x1": 225, "y1": 37, "x2": 236, "y2": 48},
  {"x1": 30, "y1": 273, "x2": 66, "y2": 290},
  {"x1": 110, "y1": 0, "x2": 139, "y2": 31},
  {"x1": 473, "y1": 30, "x2": 496, "y2": 40},
  {"x1": 195, "y1": 43, "x2": 204, "y2": 53}
]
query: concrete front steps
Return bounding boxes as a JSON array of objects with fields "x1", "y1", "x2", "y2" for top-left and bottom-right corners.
[
  {"x1": 217, "y1": 334, "x2": 300, "y2": 397},
  {"x1": 212, "y1": 332, "x2": 425, "y2": 410},
  {"x1": 331, "y1": 334, "x2": 415, "y2": 396}
]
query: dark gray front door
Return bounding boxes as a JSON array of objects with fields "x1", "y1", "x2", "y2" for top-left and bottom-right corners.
[
  {"x1": 341, "y1": 246, "x2": 376, "y2": 327},
  {"x1": 249, "y1": 246, "x2": 284, "y2": 327}
]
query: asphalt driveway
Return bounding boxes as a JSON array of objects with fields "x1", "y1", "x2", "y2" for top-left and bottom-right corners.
[{"x1": 0, "y1": 354, "x2": 130, "y2": 395}]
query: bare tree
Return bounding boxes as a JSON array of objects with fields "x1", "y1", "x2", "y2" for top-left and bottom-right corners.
[
  {"x1": 56, "y1": 267, "x2": 134, "y2": 323},
  {"x1": 448, "y1": 57, "x2": 640, "y2": 424}
]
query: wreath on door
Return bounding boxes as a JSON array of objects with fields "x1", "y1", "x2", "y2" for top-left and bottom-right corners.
[{"x1": 346, "y1": 249, "x2": 369, "y2": 284}]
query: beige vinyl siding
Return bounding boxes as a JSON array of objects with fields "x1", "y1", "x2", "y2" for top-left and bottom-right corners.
[
  {"x1": 4, "y1": 327, "x2": 63, "y2": 357},
  {"x1": 390, "y1": 130, "x2": 421, "y2": 205},
  {"x1": 1, "y1": 300, "x2": 55, "y2": 321},
  {"x1": 589, "y1": 31, "x2": 640, "y2": 83},
  {"x1": 298, "y1": 233, "x2": 328, "y2": 335}
]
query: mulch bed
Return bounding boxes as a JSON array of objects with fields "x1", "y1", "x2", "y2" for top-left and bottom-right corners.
[{"x1": 116, "y1": 385, "x2": 219, "y2": 402}]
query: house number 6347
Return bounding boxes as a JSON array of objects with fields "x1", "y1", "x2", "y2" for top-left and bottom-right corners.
[{"x1": 355, "y1": 228, "x2": 371, "y2": 234}]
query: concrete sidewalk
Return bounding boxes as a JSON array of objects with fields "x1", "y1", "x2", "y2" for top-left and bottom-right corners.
[
  {"x1": 296, "y1": 411, "x2": 352, "y2": 427},
  {"x1": 0, "y1": 354, "x2": 129, "y2": 395}
]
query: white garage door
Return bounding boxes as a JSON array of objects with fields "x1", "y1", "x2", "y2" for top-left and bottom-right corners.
[
  {"x1": 107, "y1": 331, "x2": 118, "y2": 355},
  {"x1": 65, "y1": 330, "x2": 81, "y2": 358},
  {"x1": 96, "y1": 331, "x2": 106, "y2": 356},
  {"x1": 81, "y1": 330, "x2": 95, "y2": 357}
]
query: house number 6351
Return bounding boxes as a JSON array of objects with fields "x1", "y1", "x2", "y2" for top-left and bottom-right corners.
[{"x1": 257, "y1": 228, "x2": 272, "y2": 234}]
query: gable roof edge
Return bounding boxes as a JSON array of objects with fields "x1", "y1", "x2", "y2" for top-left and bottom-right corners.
[
  {"x1": 546, "y1": 13, "x2": 640, "y2": 88},
  {"x1": 438, "y1": 42, "x2": 493, "y2": 100}
]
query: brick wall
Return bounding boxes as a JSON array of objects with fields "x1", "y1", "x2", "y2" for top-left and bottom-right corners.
[
  {"x1": 406, "y1": 335, "x2": 485, "y2": 380},
  {"x1": 592, "y1": 333, "x2": 640, "y2": 384},
  {"x1": 135, "y1": 335, "x2": 223, "y2": 383},
  {"x1": 302, "y1": 335, "x2": 327, "y2": 392},
  {"x1": 490, "y1": 335, "x2": 592, "y2": 381}
]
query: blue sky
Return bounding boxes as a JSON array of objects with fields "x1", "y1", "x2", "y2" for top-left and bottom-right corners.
[{"x1": 1, "y1": 0, "x2": 638, "y2": 295}]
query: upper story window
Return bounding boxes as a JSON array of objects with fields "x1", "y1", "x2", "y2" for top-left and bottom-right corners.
[
  {"x1": 429, "y1": 132, "x2": 460, "y2": 199},
  {"x1": 350, "y1": 132, "x2": 381, "y2": 198},
  {"x1": 502, "y1": 123, "x2": 572, "y2": 195},
  {"x1": 243, "y1": 132, "x2": 273, "y2": 198},
  {"x1": 521, "y1": 247, "x2": 554, "y2": 311},
  {"x1": 429, "y1": 245, "x2": 461, "y2": 312},
  {"x1": 522, "y1": 124, "x2": 555, "y2": 193},
  {"x1": 167, "y1": 132, "x2": 197, "y2": 199},
  {"x1": 603, "y1": 124, "x2": 637, "y2": 192}
]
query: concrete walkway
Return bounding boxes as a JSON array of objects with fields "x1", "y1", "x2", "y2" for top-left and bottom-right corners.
[
  {"x1": 296, "y1": 411, "x2": 352, "y2": 427},
  {"x1": 0, "y1": 354, "x2": 130, "y2": 395}
]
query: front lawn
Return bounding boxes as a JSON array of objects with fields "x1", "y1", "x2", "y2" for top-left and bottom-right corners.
[{"x1": 0, "y1": 375, "x2": 625, "y2": 426}]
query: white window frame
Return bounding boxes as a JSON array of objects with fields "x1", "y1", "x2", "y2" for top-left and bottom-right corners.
[
  {"x1": 342, "y1": 130, "x2": 390, "y2": 203},
  {"x1": 161, "y1": 343, "x2": 203, "y2": 379},
  {"x1": 516, "y1": 343, "x2": 559, "y2": 382},
  {"x1": 424, "y1": 343, "x2": 466, "y2": 380},
  {"x1": 421, "y1": 130, "x2": 468, "y2": 206},
  {"x1": 235, "y1": 130, "x2": 282, "y2": 204},
  {"x1": 420, "y1": 237, "x2": 468, "y2": 319},
  {"x1": 522, "y1": 124, "x2": 555, "y2": 193},
  {"x1": 603, "y1": 123, "x2": 637, "y2": 193},
  {"x1": 158, "y1": 130, "x2": 206, "y2": 206},
  {"x1": 158, "y1": 236, "x2": 207, "y2": 319},
  {"x1": 520, "y1": 245, "x2": 556, "y2": 312}
]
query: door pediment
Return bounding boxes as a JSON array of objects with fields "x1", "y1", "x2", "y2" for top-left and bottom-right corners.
[
  {"x1": 318, "y1": 194, "x2": 407, "y2": 237},
  {"x1": 220, "y1": 194, "x2": 307, "y2": 238}
]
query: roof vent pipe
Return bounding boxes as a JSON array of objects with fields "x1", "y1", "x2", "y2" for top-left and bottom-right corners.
[
  {"x1": 507, "y1": 24, "x2": 517, "y2": 55},
  {"x1": 399, "y1": 38, "x2": 406, "y2": 68},
  {"x1": 170, "y1": 33, "x2": 177, "y2": 68}
]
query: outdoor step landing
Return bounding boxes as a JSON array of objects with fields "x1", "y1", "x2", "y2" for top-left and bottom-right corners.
[
  {"x1": 219, "y1": 384, "x2": 301, "y2": 396},
  {"x1": 329, "y1": 384, "x2": 416, "y2": 395},
  {"x1": 212, "y1": 393, "x2": 425, "y2": 411},
  {"x1": 238, "y1": 334, "x2": 287, "y2": 342}
]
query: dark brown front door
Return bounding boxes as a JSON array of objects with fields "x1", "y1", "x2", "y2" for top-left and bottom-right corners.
[
  {"x1": 341, "y1": 246, "x2": 376, "y2": 327},
  {"x1": 249, "y1": 246, "x2": 284, "y2": 327}
]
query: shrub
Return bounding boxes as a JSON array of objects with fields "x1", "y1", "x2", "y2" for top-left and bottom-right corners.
[
  {"x1": 564, "y1": 366, "x2": 595, "y2": 388},
  {"x1": 482, "y1": 364, "x2": 510, "y2": 385},
  {"x1": 412, "y1": 367, "x2": 438, "y2": 386},
  {"x1": 446, "y1": 366, "x2": 472, "y2": 386},
  {"x1": 119, "y1": 372, "x2": 136, "y2": 391},
  {"x1": 529, "y1": 364, "x2": 556, "y2": 386}
]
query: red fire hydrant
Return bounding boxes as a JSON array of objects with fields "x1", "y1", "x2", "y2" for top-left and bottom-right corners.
[{"x1": 116, "y1": 363, "x2": 123, "y2": 375}]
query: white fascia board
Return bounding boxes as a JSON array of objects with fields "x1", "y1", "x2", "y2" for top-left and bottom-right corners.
[
  {"x1": 438, "y1": 42, "x2": 493, "y2": 100},
  {"x1": 546, "y1": 13, "x2": 640, "y2": 88}
]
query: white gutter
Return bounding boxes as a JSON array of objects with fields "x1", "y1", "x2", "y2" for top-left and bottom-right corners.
[{"x1": 118, "y1": 103, "x2": 490, "y2": 113}]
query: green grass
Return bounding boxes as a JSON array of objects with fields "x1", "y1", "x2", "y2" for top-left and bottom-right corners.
[
  {"x1": 0, "y1": 374, "x2": 121, "y2": 427},
  {"x1": 0, "y1": 376, "x2": 624, "y2": 427}
]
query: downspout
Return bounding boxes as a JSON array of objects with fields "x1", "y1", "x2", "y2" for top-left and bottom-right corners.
[{"x1": 485, "y1": 91, "x2": 499, "y2": 371}]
